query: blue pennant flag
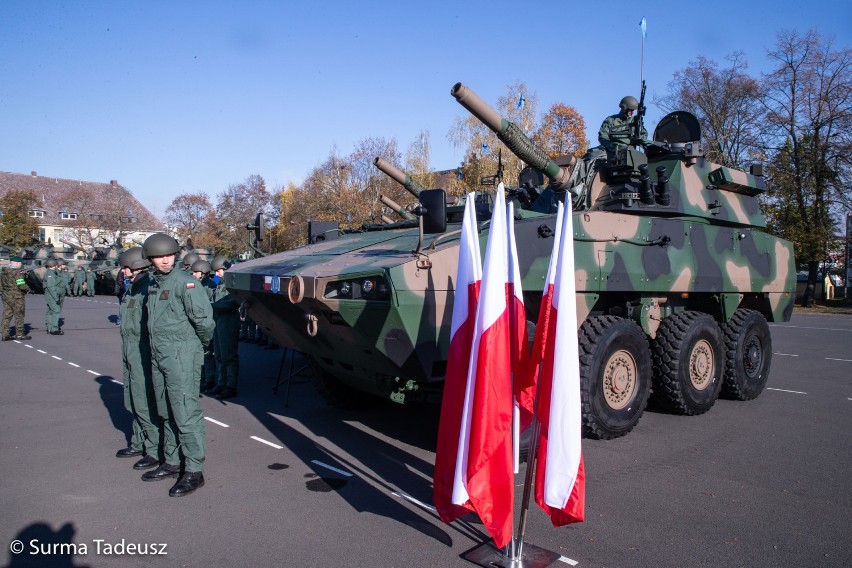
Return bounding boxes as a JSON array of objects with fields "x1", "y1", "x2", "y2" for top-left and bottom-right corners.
[
  {"x1": 457, "y1": 167, "x2": 463, "y2": 179},
  {"x1": 640, "y1": 17, "x2": 647, "y2": 39},
  {"x1": 517, "y1": 94, "x2": 525, "y2": 109},
  {"x1": 481, "y1": 143, "x2": 488, "y2": 153}
]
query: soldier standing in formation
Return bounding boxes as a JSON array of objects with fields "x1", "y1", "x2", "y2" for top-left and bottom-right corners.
[
  {"x1": 207, "y1": 255, "x2": 240, "y2": 400},
  {"x1": 1, "y1": 255, "x2": 32, "y2": 341},
  {"x1": 114, "y1": 247, "x2": 162, "y2": 471},
  {"x1": 598, "y1": 95, "x2": 650, "y2": 154},
  {"x1": 139, "y1": 234, "x2": 214, "y2": 497},
  {"x1": 74, "y1": 264, "x2": 86, "y2": 296},
  {"x1": 85, "y1": 267, "x2": 96, "y2": 296},
  {"x1": 190, "y1": 259, "x2": 218, "y2": 394},
  {"x1": 43, "y1": 259, "x2": 65, "y2": 335}
]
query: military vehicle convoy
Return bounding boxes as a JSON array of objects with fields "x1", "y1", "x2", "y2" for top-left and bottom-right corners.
[{"x1": 226, "y1": 83, "x2": 796, "y2": 440}]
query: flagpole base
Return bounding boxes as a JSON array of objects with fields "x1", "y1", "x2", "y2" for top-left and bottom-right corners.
[{"x1": 461, "y1": 540, "x2": 562, "y2": 567}]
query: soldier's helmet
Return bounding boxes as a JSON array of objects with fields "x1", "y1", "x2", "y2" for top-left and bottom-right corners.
[
  {"x1": 181, "y1": 252, "x2": 201, "y2": 269},
  {"x1": 142, "y1": 233, "x2": 180, "y2": 259},
  {"x1": 119, "y1": 247, "x2": 152, "y2": 270},
  {"x1": 191, "y1": 259, "x2": 211, "y2": 275},
  {"x1": 210, "y1": 255, "x2": 231, "y2": 271},
  {"x1": 45, "y1": 258, "x2": 58, "y2": 268},
  {"x1": 619, "y1": 96, "x2": 639, "y2": 112}
]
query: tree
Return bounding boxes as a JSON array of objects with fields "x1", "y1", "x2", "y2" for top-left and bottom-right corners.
[
  {"x1": 657, "y1": 53, "x2": 763, "y2": 168},
  {"x1": 0, "y1": 190, "x2": 39, "y2": 248},
  {"x1": 213, "y1": 175, "x2": 273, "y2": 257},
  {"x1": 163, "y1": 192, "x2": 215, "y2": 246},
  {"x1": 533, "y1": 103, "x2": 587, "y2": 159},
  {"x1": 761, "y1": 30, "x2": 852, "y2": 306}
]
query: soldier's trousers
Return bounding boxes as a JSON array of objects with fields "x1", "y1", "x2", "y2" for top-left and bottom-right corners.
[
  {"x1": 44, "y1": 290, "x2": 62, "y2": 332},
  {"x1": 213, "y1": 312, "x2": 240, "y2": 388},
  {"x1": 150, "y1": 339, "x2": 206, "y2": 472},
  {"x1": 122, "y1": 334, "x2": 163, "y2": 460},
  {"x1": 2, "y1": 294, "x2": 26, "y2": 336},
  {"x1": 202, "y1": 341, "x2": 216, "y2": 386}
]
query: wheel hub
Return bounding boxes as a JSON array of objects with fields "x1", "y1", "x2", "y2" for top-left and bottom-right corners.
[
  {"x1": 689, "y1": 339, "x2": 714, "y2": 390},
  {"x1": 603, "y1": 350, "x2": 637, "y2": 410},
  {"x1": 743, "y1": 335, "x2": 762, "y2": 378}
]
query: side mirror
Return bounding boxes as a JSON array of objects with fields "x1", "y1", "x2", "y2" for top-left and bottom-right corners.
[{"x1": 417, "y1": 189, "x2": 447, "y2": 234}]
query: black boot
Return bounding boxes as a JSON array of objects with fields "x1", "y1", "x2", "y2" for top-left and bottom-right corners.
[
  {"x1": 169, "y1": 472, "x2": 205, "y2": 497},
  {"x1": 132, "y1": 455, "x2": 160, "y2": 470},
  {"x1": 141, "y1": 463, "x2": 180, "y2": 482}
]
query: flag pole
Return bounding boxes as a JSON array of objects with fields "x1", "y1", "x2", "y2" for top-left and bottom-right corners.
[
  {"x1": 513, "y1": 403, "x2": 542, "y2": 560},
  {"x1": 639, "y1": 16, "x2": 646, "y2": 90}
]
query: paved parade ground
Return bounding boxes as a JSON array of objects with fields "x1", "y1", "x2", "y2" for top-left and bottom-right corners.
[{"x1": 1, "y1": 295, "x2": 850, "y2": 567}]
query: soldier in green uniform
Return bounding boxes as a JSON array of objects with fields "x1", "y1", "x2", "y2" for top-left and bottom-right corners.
[
  {"x1": 208, "y1": 256, "x2": 240, "y2": 400},
  {"x1": 74, "y1": 265, "x2": 86, "y2": 296},
  {"x1": 43, "y1": 259, "x2": 64, "y2": 335},
  {"x1": 1, "y1": 256, "x2": 32, "y2": 341},
  {"x1": 114, "y1": 247, "x2": 162, "y2": 471},
  {"x1": 85, "y1": 267, "x2": 96, "y2": 296},
  {"x1": 181, "y1": 252, "x2": 200, "y2": 272},
  {"x1": 191, "y1": 259, "x2": 218, "y2": 394},
  {"x1": 56, "y1": 260, "x2": 72, "y2": 314},
  {"x1": 139, "y1": 234, "x2": 214, "y2": 497},
  {"x1": 598, "y1": 95, "x2": 650, "y2": 153}
]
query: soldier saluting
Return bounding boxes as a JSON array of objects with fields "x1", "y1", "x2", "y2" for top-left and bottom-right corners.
[
  {"x1": 139, "y1": 233, "x2": 214, "y2": 497},
  {"x1": 1, "y1": 255, "x2": 32, "y2": 341}
]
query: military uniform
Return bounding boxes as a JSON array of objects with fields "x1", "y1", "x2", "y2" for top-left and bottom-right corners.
[
  {"x1": 43, "y1": 267, "x2": 64, "y2": 334},
  {"x1": 598, "y1": 112, "x2": 649, "y2": 152},
  {"x1": 211, "y1": 275, "x2": 240, "y2": 396},
  {"x1": 119, "y1": 269, "x2": 163, "y2": 463},
  {"x1": 74, "y1": 266, "x2": 86, "y2": 295},
  {"x1": 146, "y1": 265, "x2": 215, "y2": 476},
  {"x1": 1, "y1": 260, "x2": 30, "y2": 339},
  {"x1": 85, "y1": 269, "x2": 96, "y2": 296}
]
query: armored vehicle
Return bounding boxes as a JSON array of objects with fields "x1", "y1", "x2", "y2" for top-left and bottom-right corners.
[{"x1": 226, "y1": 83, "x2": 795, "y2": 439}]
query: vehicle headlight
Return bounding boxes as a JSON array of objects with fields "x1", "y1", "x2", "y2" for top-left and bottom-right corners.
[{"x1": 323, "y1": 276, "x2": 390, "y2": 301}]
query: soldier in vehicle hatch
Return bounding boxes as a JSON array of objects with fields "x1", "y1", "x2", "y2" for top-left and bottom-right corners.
[
  {"x1": 598, "y1": 95, "x2": 650, "y2": 153},
  {"x1": 139, "y1": 233, "x2": 214, "y2": 497}
]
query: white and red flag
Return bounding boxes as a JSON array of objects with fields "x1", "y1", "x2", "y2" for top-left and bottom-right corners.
[
  {"x1": 533, "y1": 200, "x2": 586, "y2": 526},
  {"x1": 433, "y1": 188, "x2": 517, "y2": 549},
  {"x1": 434, "y1": 192, "x2": 482, "y2": 524},
  {"x1": 506, "y1": 199, "x2": 530, "y2": 473}
]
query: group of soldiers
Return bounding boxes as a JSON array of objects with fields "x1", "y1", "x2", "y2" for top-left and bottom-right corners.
[{"x1": 115, "y1": 234, "x2": 245, "y2": 497}]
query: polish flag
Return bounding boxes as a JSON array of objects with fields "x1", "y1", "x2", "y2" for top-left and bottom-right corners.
[
  {"x1": 506, "y1": 198, "x2": 530, "y2": 473},
  {"x1": 447, "y1": 188, "x2": 515, "y2": 549},
  {"x1": 434, "y1": 192, "x2": 481, "y2": 523},
  {"x1": 534, "y1": 200, "x2": 585, "y2": 527}
]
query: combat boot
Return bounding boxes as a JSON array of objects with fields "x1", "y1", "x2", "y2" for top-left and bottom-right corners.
[
  {"x1": 1, "y1": 336, "x2": 12, "y2": 342},
  {"x1": 215, "y1": 387, "x2": 237, "y2": 400},
  {"x1": 15, "y1": 335, "x2": 32, "y2": 340},
  {"x1": 169, "y1": 472, "x2": 205, "y2": 497},
  {"x1": 141, "y1": 463, "x2": 180, "y2": 482}
]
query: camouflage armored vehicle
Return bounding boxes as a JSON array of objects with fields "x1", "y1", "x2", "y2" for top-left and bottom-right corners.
[
  {"x1": 225, "y1": 83, "x2": 795, "y2": 439},
  {"x1": 86, "y1": 244, "x2": 123, "y2": 294}
]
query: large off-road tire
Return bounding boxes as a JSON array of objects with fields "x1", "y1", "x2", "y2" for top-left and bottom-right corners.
[
  {"x1": 651, "y1": 311, "x2": 724, "y2": 415},
  {"x1": 579, "y1": 316, "x2": 652, "y2": 440},
  {"x1": 721, "y1": 309, "x2": 772, "y2": 400},
  {"x1": 312, "y1": 367, "x2": 376, "y2": 409}
]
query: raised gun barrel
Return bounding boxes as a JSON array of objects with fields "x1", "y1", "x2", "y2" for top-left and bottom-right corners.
[
  {"x1": 451, "y1": 82, "x2": 574, "y2": 190},
  {"x1": 374, "y1": 157, "x2": 426, "y2": 198},
  {"x1": 59, "y1": 239, "x2": 86, "y2": 253},
  {"x1": 379, "y1": 194, "x2": 416, "y2": 221}
]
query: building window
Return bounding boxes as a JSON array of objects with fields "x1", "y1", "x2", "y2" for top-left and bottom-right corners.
[
  {"x1": 39, "y1": 228, "x2": 46, "y2": 242},
  {"x1": 60, "y1": 212, "x2": 78, "y2": 220},
  {"x1": 28, "y1": 210, "x2": 46, "y2": 218},
  {"x1": 90, "y1": 214, "x2": 104, "y2": 221}
]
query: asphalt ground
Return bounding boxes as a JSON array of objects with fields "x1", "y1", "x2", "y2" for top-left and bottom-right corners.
[{"x1": 1, "y1": 295, "x2": 850, "y2": 568}]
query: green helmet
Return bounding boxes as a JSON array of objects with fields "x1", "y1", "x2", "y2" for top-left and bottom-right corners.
[
  {"x1": 181, "y1": 252, "x2": 200, "y2": 269},
  {"x1": 142, "y1": 233, "x2": 180, "y2": 259},
  {"x1": 210, "y1": 255, "x2": 231, "y2": 271},
  {"x1": 119, "y1": 247, "x2": 152, "y2": 270},
  {"x1": 619, "y1": 96, "x2": 639, "y2": 112},
  {"x1": 45, "y1": 258, "x2": 58, "y2": 268},
  {"x1": 191, "y1": 259, "x2": 211, "y2": 274}
]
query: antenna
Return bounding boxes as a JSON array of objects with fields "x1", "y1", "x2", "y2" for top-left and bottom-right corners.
[{"x1": 639, "y1": 17, "x2": 647, "y2": 89}]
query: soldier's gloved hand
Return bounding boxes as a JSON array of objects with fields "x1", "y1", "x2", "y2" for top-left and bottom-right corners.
[{"x1": 631, "y1": 137, "x2": 648, "y2": 147}]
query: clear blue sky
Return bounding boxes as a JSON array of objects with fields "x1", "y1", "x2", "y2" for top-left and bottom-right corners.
[{"x1": 1, "y1": 0, "x2": 849, "y2": 218}]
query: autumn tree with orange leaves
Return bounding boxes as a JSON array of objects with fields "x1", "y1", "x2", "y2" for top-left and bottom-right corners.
[{"x1": 533, "y1": 103, "x2": 587, "y2": 159}]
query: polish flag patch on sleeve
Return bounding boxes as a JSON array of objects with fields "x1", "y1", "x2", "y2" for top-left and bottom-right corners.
[{"x1": 186, "y1": 282, "x2": 196, "y2": 288}]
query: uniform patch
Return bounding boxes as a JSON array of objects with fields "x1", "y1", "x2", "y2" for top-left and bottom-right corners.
[
  {"x1": 186, "y1": 282, "x2": 195, "y2": 288},
  {"x1": 160, "y1": 290, "x2": 170, "y2": 300}
]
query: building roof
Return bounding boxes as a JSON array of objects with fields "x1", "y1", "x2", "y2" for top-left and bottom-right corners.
[{"x1": 0, "y1": 170, "x2": 163, "y2": 233}]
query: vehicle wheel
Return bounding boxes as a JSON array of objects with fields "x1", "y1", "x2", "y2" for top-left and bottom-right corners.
[
  {"x1": 579, "y1": 316, "x2": 652, "y2": 440},
  {"x1": 312, "y1": 367, "x2": 375, "y2": 408},
  {"x1": 721, "y1": 309, "x2": 772, "y2": 400},
  {"x1": 651, "y1": 311, "x2": 724, "y2": 415}
]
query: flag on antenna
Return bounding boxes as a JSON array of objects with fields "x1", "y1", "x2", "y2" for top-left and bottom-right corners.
[
  {"x1": 639, "y1": 17, "x2": 647, "y2": 39},
  {"x1": 517, "y1": 94, "x2": 525, "y2": 109}
]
